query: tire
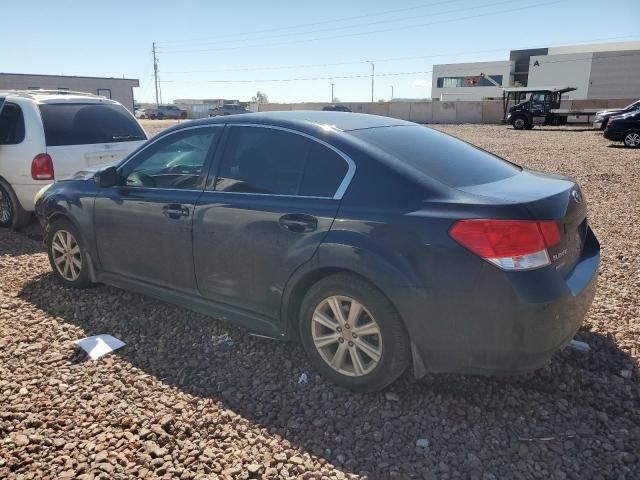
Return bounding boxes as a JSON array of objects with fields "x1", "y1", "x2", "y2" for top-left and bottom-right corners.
[
  {"x1": 0, "y1": 180, "x2": 31, "y2": 229},
  {"x1": 46, "y1": 219, "x2": 93, "y2": 288},
  {"x1": 511, "y1": 115, "x2": 528, "y2": 130},
  {"x1": 623, "y1": 131, "x2": 640, "y2": 148},
  {"x1": 298, "y1": 273, "x2": 410, "y2": 392}
]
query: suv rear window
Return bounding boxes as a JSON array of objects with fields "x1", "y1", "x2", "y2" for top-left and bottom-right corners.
[
  {"x1": 39, "y1": 103, "x2": 146, "y2": 146},
  {"x1": 351, "y1": 125, "x2": 520, "y2": 187}
]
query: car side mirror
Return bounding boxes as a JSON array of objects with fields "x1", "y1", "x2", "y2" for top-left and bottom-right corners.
[{"x1": 94, "y1": 166, "x2": 120, "y2": 187}]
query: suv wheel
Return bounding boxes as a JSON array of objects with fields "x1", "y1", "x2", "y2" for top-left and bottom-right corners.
[
  {"x1": 299, "y1": 274, "x2": 410, "y2": 392},
  {"x1": 512, "y1": 116, "x2": 528, "y2": 130},
  {"x1": 0, "y1": 180, "x2": 31, "y2": 229},
  {"x1": 623, "y1": 131, "x2": 640, "y2": 148},
  {"x1": 47, "y1": 220, "x2": 93, "y2": 288}
]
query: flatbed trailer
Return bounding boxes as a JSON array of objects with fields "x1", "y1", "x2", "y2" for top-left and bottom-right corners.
[{"x1": 503, "y1": 86, "x2": 598, "y2": 129}]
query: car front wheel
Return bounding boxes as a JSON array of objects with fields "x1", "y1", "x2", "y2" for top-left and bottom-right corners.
[
  {"x1": 623, "y1": 131, "x2": 640, "y2": 148},
  {"x1": 47, "y1": 220, "x2": 93, "y2": 288},
  {"x1": 512, "y1": 116, "x2": 528, "y2": 130},
  {"x1": 299, "y1": 274, "x2": 410, "y2": 391}
]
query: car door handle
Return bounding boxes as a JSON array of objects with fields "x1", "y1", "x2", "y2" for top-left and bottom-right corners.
[
  {"x1": 162, "y1": 204, "x2": 190, "y2": 219},
  {"x1": 279, "y1": 213, "x2": 318, "y2": 233}
]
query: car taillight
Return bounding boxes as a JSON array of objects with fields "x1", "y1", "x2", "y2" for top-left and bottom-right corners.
[
  {"x1": 31, "y1": 153, "x2": 54, "y2": 180},
  {"x1": 607, "y1": 118, "x2": 614, "y2": 127},
  {"x1": 449, "y1": 219, "x2": 561, "y2": 271}
]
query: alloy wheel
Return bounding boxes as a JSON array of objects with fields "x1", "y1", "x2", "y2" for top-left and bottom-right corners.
[
  {"x1": 0, "y1": 188, "x2": 12, "y2": 224},
  {"x1": 311, "y1": 295, "x2": 382, "y2": 377},
  {"x1": 624, "y1": 132, "x2": 640, "y2": 147},
  {"x1": 514, "y1": 118, "x2": 525, "y2": 129},
  {"x1": 51, "y1": 230, "x2": 82, "y2": 281}
]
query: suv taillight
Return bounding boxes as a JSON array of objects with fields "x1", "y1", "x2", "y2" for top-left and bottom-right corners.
[
  {"x1": 31, "y1": 153, "x2": 54, "y2": 180},
  {"x1": 449, "y1": 219, "x2": 561, "y2": 270}
]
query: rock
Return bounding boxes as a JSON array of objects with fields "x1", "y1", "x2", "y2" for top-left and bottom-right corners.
[
  {"x1": 14, "y1": 434, "x2": 30, "y2": 446},
  {"x1": 385, "y1": 392, "x2": 400, "y2": 402},
  {"x1": 416, "y1": 438, "x2": 430, "y2": 448}
]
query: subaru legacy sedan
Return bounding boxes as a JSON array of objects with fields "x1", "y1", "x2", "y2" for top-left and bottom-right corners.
[{"x1": 35, "y1": 112, "x2": 599, "y2": 391}]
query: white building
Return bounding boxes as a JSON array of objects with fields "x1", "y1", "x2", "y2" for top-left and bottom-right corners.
[{"x1": 432, "y1": 41, "x2": 640, "y2": 101}]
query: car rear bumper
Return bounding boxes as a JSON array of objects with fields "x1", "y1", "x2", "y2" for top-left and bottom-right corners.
[
  {"x1": 12, "y1": 182, "x2": 50, "y2": 212},
  {"x1": 396, "y1": 227, "x2": 600, "y2": 376}
]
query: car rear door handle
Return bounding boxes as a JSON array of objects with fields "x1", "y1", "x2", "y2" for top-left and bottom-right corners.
[
  {"x1": 279, "y1": 213, "x2": 318, "y2": 233},
  {"x1": 162, "y1": 204, "x2": 190, "y2": 219}
]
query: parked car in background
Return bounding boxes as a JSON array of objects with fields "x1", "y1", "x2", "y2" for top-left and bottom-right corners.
[
  {"x1": 322, "y1": 105, "x2": 352, "y2": 112},
  {"x1": 593, "y1": 100, "x2": 640, "y2": 130},
  {"x1": 208, "y1": 104, "x2": 250, "y2": 116},
  {"x1": 0, "y1": 90, "x2": 147, "y2": 229},
  {"x1": 35, "y1": 111, "x2": 599, "y2": 391},
  {"x1": 603, "y1": 110, "x2": 640, "y2": 148},
  {"x1": 135, "y1": 108, "x2": 150, "y2": 119},
  {"x1": 144, "y1": 105, "x2": 188, "y2": 120}
]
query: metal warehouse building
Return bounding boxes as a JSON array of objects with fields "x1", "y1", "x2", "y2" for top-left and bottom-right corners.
[
  {"x1": 431, "y1": 41, "x2": 640, "y2": 101},
  {"x1": 0, "y1": 73, "x2": 139, "y2": 112}
]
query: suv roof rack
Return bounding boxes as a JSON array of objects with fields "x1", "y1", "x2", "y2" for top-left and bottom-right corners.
[{"x1": 0, "y1": 89, "x2": 103, "y2": 99}]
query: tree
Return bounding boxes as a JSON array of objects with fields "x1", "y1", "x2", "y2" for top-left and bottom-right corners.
[{"x1": 252, "y1": 91, "x2": 269, "y2": 104}]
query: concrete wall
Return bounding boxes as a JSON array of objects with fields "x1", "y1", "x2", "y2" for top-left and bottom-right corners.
[
  {"x1": 527, "y1": 53, "x2": 593, "y2": 100},
  {"x1": 588, "y1": 50, "x2": 640, "y2": 100},
  {"x1": 0, "y1": 73, "x2": 139, "y2": 112},
  {"x1": 257, "y1": 98, "x2": 637, "y2": 124}
]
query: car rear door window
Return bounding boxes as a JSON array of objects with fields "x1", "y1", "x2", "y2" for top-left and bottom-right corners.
[
  {"x1": 0, "y1": 102, "x2": 25, "y2": 145},
  {"x1": 214, "y1": 126, "x2": 349, "y2": 197},
  {"x1": 351, "y1": 125, "x2": 520, "y2": 187},
  {"x1": 39, "y1": 103, "x2": 146, "y2": 146},
  {"x1": 121, "y1": 127, "x2": 221, "y2": 189}
]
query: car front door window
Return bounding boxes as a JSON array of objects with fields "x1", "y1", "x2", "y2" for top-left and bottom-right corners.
[{"x1": 122, "y1": 127, "x2": 220, "y2": 190}]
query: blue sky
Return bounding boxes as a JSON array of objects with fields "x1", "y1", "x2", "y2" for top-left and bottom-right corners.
[{"x1": 4, "y1": 0, "x2": 639, "y2": 103}]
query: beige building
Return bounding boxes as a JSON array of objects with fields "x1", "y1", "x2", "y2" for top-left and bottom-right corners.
[{"x1": 0, "y1": 73, "x2": 139, "y2": 112}]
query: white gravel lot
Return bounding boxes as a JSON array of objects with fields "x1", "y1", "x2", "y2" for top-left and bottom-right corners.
[{"x1": 0, "y1": 123, "x2": 638, "y2": 479}]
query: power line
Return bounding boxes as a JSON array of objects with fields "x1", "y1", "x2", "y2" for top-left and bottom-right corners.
[
  {"x1": 157, "y1": 51, "x2": 640, "y2": 84},
  {"x1": 159, "y1": 34, "x2": 639, "y2": 76},
  {"x1": 154, "y1": 0, "x2": 466, "y2": 47},
  {"x1": 158, "y1": 0, "x2": 475, "y2": 50},
  {"x1": 158, "y1": 0, "x2": 565, "y2": 54}
]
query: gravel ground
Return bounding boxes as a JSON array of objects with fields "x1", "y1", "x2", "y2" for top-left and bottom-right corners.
[{"x1": 0, "y1": 124, "x2": 638, "y2": 479}]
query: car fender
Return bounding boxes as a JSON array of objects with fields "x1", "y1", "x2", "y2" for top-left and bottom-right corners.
[{"x1": 280, "y1": 229, "x2": 421, "y2": 336}]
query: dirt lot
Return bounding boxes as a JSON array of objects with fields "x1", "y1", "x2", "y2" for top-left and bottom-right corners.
[{"x1": 1, "y1": 124, "x2": 638, "y2": 479}]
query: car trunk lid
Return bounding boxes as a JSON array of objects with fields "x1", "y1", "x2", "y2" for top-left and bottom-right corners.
[{"x1": 458, "y1": 170, "x2": 588, "y2": 275}]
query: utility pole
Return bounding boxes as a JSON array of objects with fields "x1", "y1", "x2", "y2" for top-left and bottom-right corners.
[
  {"x1": 390, "y1": 85, "x2": 394, "y2": 100},
  {"x1": 366, "y1": 61, "x2": 375, "y2": 103},
  {"x1": 331, "y1": 83, "x2": 335, "y2": 103},
  {"x1": 152, "y1": 42, "x2": 159, "y2": 105}
]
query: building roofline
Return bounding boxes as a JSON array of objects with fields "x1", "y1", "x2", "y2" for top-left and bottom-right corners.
[{"x1": 0, "y1": 72, "x2": 139, "y2": 84}]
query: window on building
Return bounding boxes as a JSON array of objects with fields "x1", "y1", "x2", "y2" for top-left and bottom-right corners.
[
  {"x1": 436, "y1": 75, "x2": 503, "y2": 88},
  {"x1": 57, "y1": 87, "x2": 69, "y2": 91},
  {"x1": 27, "y1": 86, "x2": 40, "y2": 90},
  {"x1": 97, "y1": 89, "x2": 112, "y2": 99}
]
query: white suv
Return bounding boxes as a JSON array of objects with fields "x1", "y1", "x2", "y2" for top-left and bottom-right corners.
[{"x1": 0, "y1": 90, "x2": 147, "y2": 228}]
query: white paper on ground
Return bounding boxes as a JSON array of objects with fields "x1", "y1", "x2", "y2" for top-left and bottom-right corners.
[{"x1": 74, "y1": 334, "x2": 126, "y2": 360}]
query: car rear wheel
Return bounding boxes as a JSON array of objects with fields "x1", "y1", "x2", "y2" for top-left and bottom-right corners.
[
  {"x1": 47, "y1": 220, "x2": 93, "y2": 288},
  {"x1": 512, "y1": 116, "x2": 528, "y2": 130},
  {"x1": 299, "y1": 273, "x2": 410, "y2": 392},
  {"x1": 0, "y1": 180, "x2": 31, "y2": 229},
  {"x1": 623, "y1": 131, "x2": 640, "y2": 148}
]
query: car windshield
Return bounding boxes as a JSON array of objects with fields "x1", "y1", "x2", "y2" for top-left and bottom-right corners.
[{"x1": 351, "y1": 125, "x2": 520, "y2": 188}]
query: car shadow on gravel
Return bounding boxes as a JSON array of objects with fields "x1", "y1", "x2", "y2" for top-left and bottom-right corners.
[{"x1": 18, "y1": 271, "x2": 640, "y2": 477}]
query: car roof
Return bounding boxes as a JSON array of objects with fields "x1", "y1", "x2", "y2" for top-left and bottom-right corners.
[{"x1": 183, "y1": 110, "x2": 413, "y2": 132}]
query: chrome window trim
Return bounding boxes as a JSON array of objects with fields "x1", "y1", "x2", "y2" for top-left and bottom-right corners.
[
  {"x1": 117, "y1": 124, "x2": 224, "y2": 191},
  {"x1": 217, "y1": 123, "x2": 356, "y2": 200}
]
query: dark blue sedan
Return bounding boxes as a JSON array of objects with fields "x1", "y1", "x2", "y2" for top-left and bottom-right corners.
[{"x1": 35, "y1": 112, "x2": 599, "y2": 391}]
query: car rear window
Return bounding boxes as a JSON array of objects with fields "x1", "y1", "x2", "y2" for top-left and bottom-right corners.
[
  {"x1": 39, "y1": 103, "x2": 146, "y2": 146},
  {"x1": 351, "y1": 125, "x2": 520, "y2": 187}
]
